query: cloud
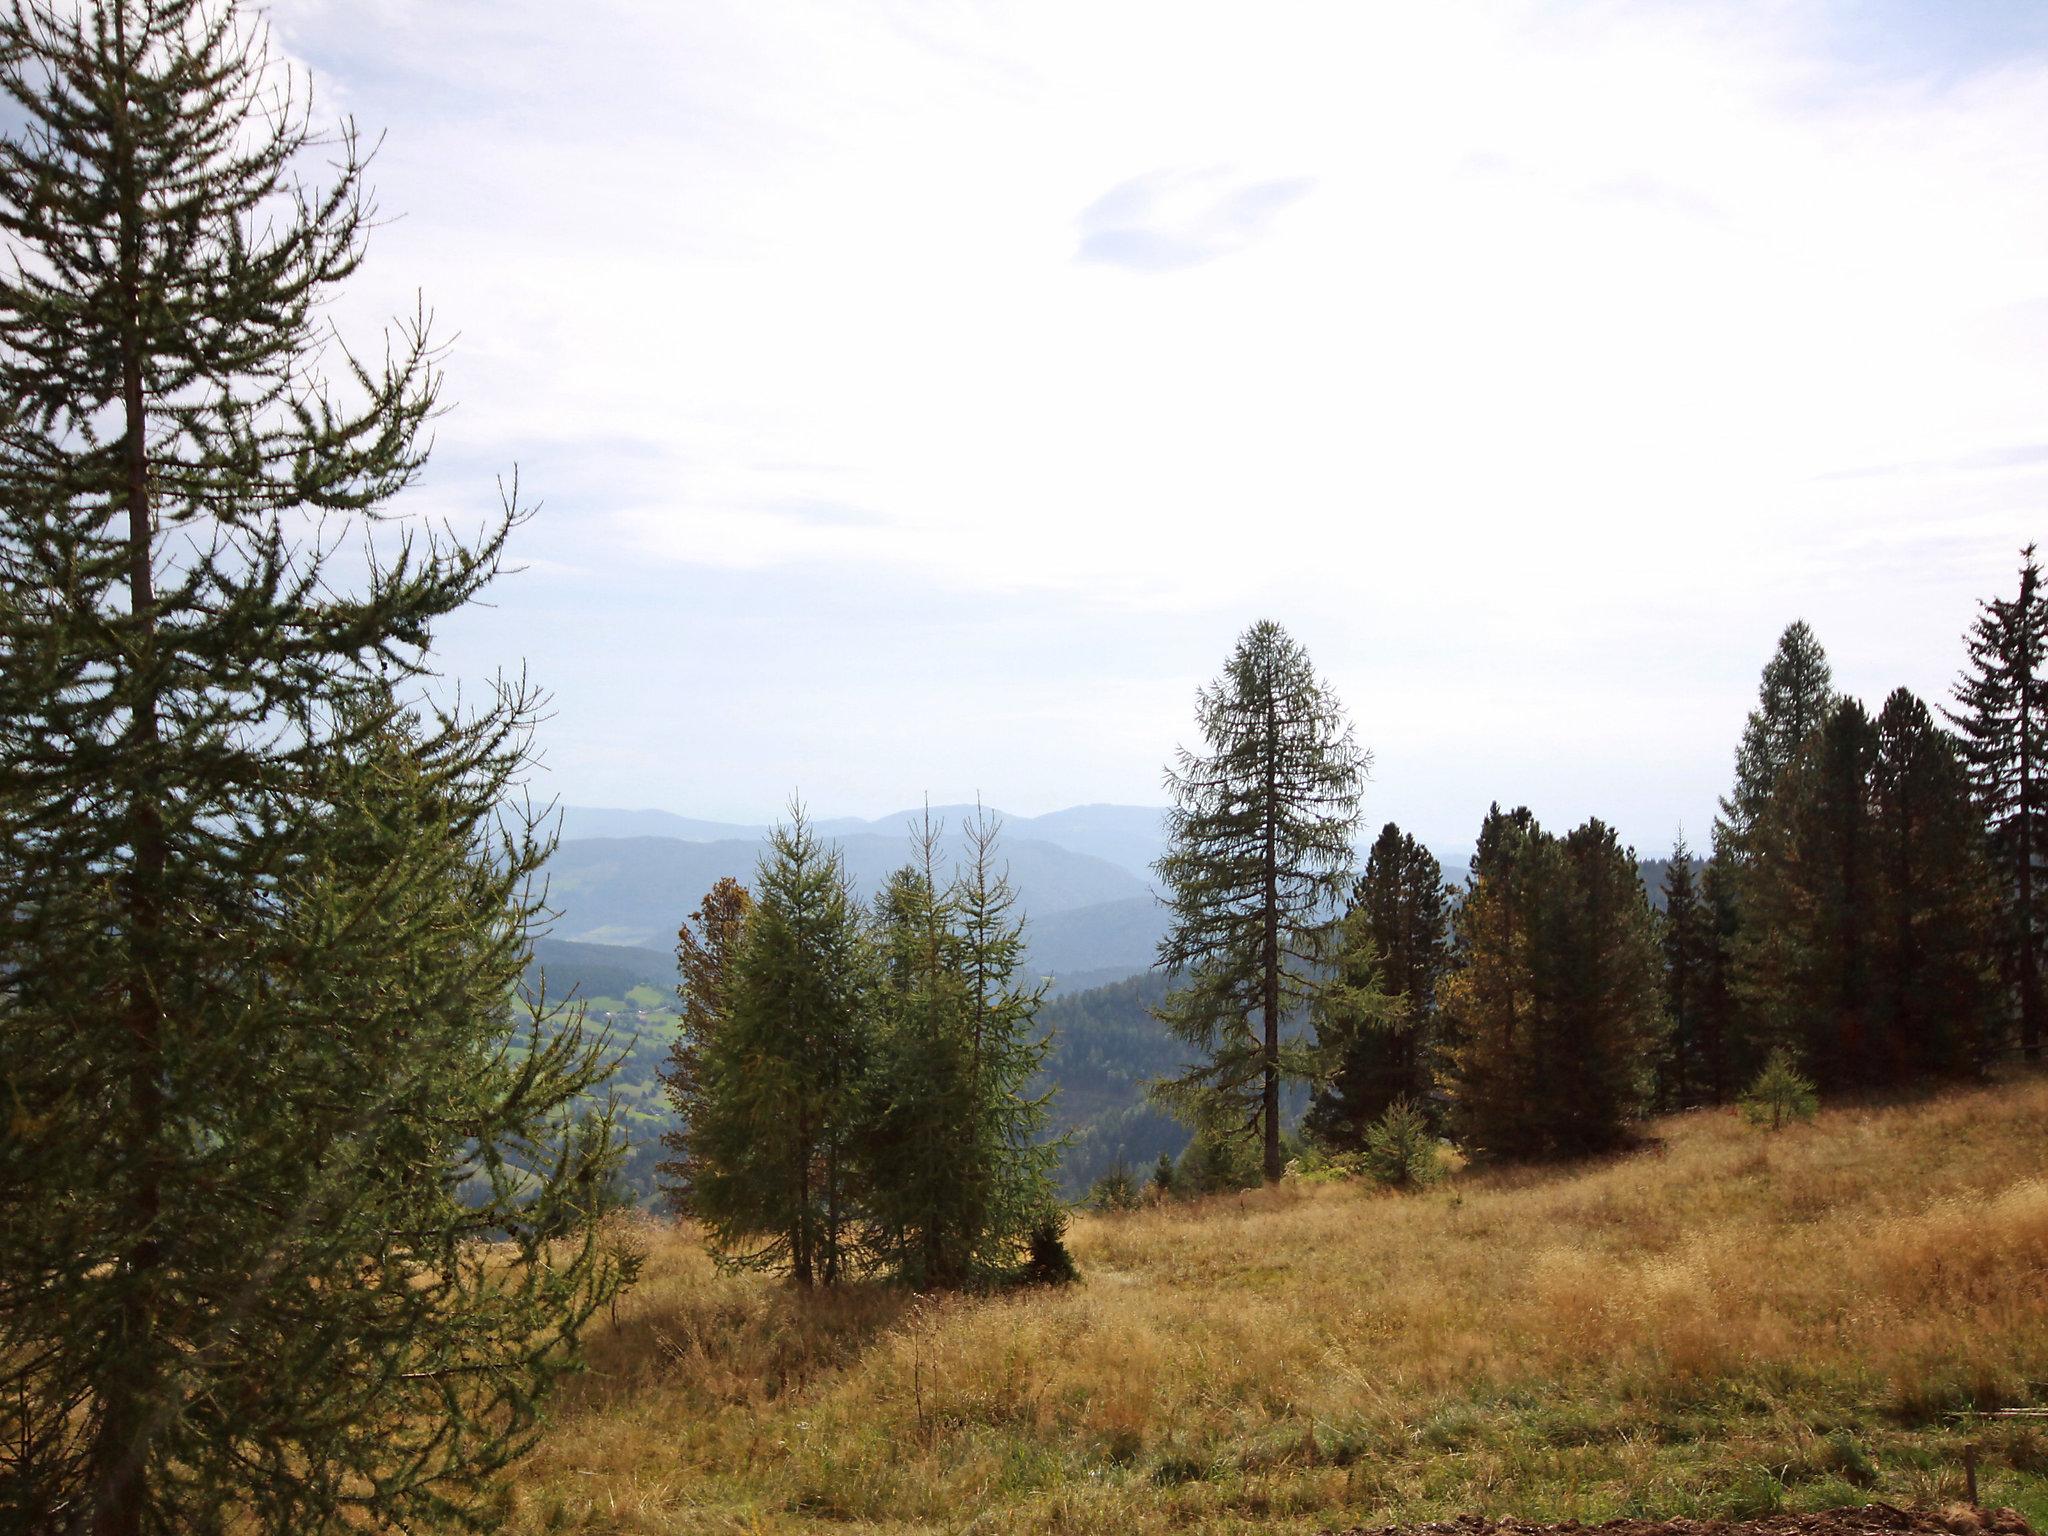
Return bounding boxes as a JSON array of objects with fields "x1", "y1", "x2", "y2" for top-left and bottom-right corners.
[
  {"x1": 1818, "y1": 442, "x2": 2048, "y2": 481},
  {"x1": 1074, "y1": 168, "x2": 1315, "y2": 273}
]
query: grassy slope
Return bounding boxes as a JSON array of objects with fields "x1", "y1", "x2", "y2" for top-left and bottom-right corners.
[{"x1": 507, "y1": 1075, "x2": 2048, "y2": 1534}]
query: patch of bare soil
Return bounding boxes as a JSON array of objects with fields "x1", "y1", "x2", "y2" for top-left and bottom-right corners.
[{"x1": 1335, "y1": 1507, "x2": 2038, "y2": 1536}]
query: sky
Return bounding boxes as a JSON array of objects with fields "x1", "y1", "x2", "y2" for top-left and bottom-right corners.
[{"x1": 263, "y1": 0, "x2": 2048, "y2": 855}]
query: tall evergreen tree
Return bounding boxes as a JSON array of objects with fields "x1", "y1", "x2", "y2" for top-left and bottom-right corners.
[
  {"x1": 1305, "y1": 823, "x2": 1448, "y2": 1148},
  {"x1": 656, "y1": 876, "x2": 753, "y2": 1218},
  {"x1": 1440, "y1": 814, "x2": 1664, "y2": 1159},
  {"x1": 1946, "y1": 546, "x2": 2048, "y2": 1062},
  {"x1": 691, "y1": 810, "x2": 874, "y2": 1286},
  {"x1": 1152, "y1": 620, "x2": 1369, "y2": 1182},
  {"x1": 1872, "y1": 689, "x2": 2000, "y2": 1078},
  {"x1": 0, "y1": 7, "x2": 626, "y2": 1532},
  {"x1": 1718, "y1": 620, "x2": 1838, "y2": 853},
  {"x1": 1698, "y1": 848, "x2": 1742, "y2": 1101},
  {"x1": 1736, "y1": 699, "x2": 1882, "y2": 1089},
  {"x1": 1657, "y1": 834, "x2": 1716, "y2": 1108}
]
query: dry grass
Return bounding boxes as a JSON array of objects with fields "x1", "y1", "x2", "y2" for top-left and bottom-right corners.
[{"x1": 505, "y1": 1075, "x2": 2048, "y2": 1534}]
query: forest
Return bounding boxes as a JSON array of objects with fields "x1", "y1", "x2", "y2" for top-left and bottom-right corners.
[{"x1": 2, "y1": 3, "x2": 2045, "y2": 1534}]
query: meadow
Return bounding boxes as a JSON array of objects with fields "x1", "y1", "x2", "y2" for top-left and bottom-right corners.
[{"x1": 504, "y1": 1075, "x2": 2048, "y2": 1535}]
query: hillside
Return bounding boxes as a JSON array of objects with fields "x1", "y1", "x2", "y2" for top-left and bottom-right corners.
[{"x1": 503, "y1": 1076, "x2": 2048, "y2": 1534}]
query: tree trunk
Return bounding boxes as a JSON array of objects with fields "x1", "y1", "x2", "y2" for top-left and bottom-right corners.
[
  {"x1": 1262, "y1": 700, "x2": 1282, "y2": 1184},
  {"x1": 2022, "y1": 655, "x2": 2041, "y2": 1061},
  {"x1": 91, "y1": 16, "x2": 163, "y2": 1530}
]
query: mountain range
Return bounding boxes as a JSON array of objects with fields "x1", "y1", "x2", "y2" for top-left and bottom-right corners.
[{"x1": 542, "y1": 803, "x2": 1173, "y2": 988}]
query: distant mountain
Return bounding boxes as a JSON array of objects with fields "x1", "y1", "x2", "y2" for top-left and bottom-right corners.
[
  {"x1": 557, "y1": 802, "x2": 1168, "y2": 886},
  {"x1": 541, "y1": 831, "x2": 1154, "y2": 965},
  {"x1": 1020, "y1": 894, "x2": 1167, "y2": 990}
]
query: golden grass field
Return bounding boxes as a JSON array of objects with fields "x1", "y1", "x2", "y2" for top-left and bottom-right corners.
[{"x1": 505, "y1": 1075, "x2": 2048, "y2": 1534}]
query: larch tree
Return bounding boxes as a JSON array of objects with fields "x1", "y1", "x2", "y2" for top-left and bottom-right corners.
[
  {"x1": 0, "y1": 4, "x2": 629, "y2": 1531},
  {"x1": 656, "y1": 876, "x2": 754, "y2": 1218},
  {"x1": 863, "y1": 809, "x2": 1060, "y2": 1288},
  {"x1": 1306, "y1": 822, "x2": 1449, "y2": 1148},
  {"x1": 1946, "y1": 545, "x2": 2048, "y2": 1062},
  {"x1": 1152, "y1": 620, "x2": 1369, "y2": 1183},
  {"x1": 690, "y1": 809, "x2": 875, "y2": 1287}
]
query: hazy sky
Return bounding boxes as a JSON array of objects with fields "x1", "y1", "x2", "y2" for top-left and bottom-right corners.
[{"x1": 267, "y1": 0, "x2": 2048, "y2": 854}]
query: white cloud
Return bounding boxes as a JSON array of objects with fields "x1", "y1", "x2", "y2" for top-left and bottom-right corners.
[{"x1": 256, "y1": 0, "x2": 2048, "y2": 844}]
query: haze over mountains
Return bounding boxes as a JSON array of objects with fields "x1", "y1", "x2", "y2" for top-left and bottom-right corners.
[{"x1": 543, "y1": 803, "x2": 1176, "y2": 988}]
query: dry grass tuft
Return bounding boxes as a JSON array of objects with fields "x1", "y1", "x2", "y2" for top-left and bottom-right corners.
[{"x1": 507, "y1": 1074, "x2": 2048, "y2": 1533}]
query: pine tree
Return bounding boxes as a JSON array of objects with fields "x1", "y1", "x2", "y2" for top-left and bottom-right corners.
[
  {"x1": 1871, "y1": 689, "x2": 1999, "y2": 1078},
  {"x1": 1946, "y1": 545, "x2": 2048, "y2": 1062},
  {"x1": 691, "y1": 810, "x2": 875, "y2": 1286},
  {"x1": 1441, "y1": 815, "x2": 1664, "y2": 1159},
  {"x1": 656, "y1": 877, "x2": 753, "y2": 1218},
  {"x1": 1657, "y1": 834, "x2": 1715, "y2": 1108},
  {"x1": 0, "y1": 7, "x2": 627, "y2": 1531},
  {"x1": 1305, "y1": 823, "x2": 1448, "y2": 1149},
  {"x1": 1718, "y1": 621, "x2": 1838, "y2": 853},
  {"x1": 1152, "y1": 620, "x2": 1369, "y2": 1182},
  {"x1": 1699, "y1": 845, "x2": 1742, "y2": 1100}
]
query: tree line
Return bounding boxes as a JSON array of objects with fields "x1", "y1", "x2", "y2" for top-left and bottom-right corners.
[{"x1": 1150, "y1": 593, "x2": 2043, "y2": 1176}]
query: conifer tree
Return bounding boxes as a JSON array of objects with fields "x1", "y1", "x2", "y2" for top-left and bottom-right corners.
[
  {"x1": 862, "y1": 834, "x2": 975, "y2": 1286},
  {"x1": 1305, "y1": 823, "x2": 1448, "y2": 1148},
  {"x1": 1441, "y1": 815, "x2": 1664, "y2": 1159},
  {"x1": 0, "y1": 6, "x2": 627, "y2": 1531},
  {"x1": 691, "y1": 810, "x2": 874, "y2": 1286},
  {"x1": 1736, "y1": 699, "x2": 1881, "y2": 1088},
  {"x1": 1657, "y1": 834, "x2": 1716, "y2": 1108},
  {"x1": 949, "y1": 809, "x2": 1062, "y2": 1272},
  {"x1": 1152, "y1": 620, "x2": 1368, "y2": 1182},
  {"x1": 1946, "y1": 546, "x2": 2048, "y2": 1062},
  {"x1": 1698, "y1": 849, "x2": 1742, "y2": 1100},
  {"x1": 656, "y1": 876, "x2": 753, "y2": 1218},
  {"x1": 1871, "y1": 689, "x2": 1999, "y2": 1078},
  {"x1": 1718, "y1": 621, "x2": 1839, "y2": 853},
  {"x1": 864, "y1": 810, "x2": 1060, "y2": 1287}
]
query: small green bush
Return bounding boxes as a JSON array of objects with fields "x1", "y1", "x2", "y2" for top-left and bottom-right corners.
[{"x1": 1741, "y1": 1048, "x2": 1819, "y2": 1131}]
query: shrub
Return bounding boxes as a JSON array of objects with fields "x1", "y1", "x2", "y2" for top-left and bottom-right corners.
[
  {"x1": 1361, "y1": 1099, "x2": 1444, "y2": 1190},
  {"x1": 1741, "y1": 1048, "x2": 1819, "y2": 1131}
]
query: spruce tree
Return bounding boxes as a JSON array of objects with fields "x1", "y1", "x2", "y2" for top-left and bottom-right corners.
[
  {"x1": 0, "y1": 6, "x2": 627, "y2": 1531},
  {"x1": 1152, "y1": 620, "x2": 1369, "y2": 1182},
  {"x1": 690, "y1": 810, "x2": 874, "y2": 1286},
  {"x1": 656, "y1": 876, "x2": 753, "y2": 1218},
  {"x1": 1305, "y1": 822, "x2": 1448, "y2": 1148},
  {"x1": 1946, "y1": 545, "x2": 2048, "y2": 1062}
]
